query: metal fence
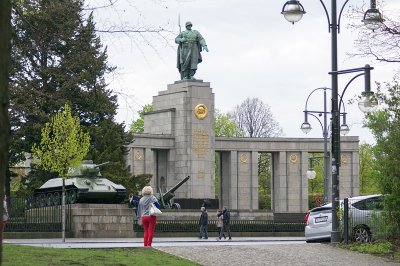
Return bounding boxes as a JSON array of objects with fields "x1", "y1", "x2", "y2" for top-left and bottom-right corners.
[
  {"x1": 133, "y1": 219, "x2": 305, "y2": 233},
  {"x1": 6, "y1": 196, "x2": 72, "y2": 233}
]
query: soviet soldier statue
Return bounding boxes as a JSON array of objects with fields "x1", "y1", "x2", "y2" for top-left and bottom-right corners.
[{"x1": 175, "y1": 21, "x2": 209, "y2": 80}]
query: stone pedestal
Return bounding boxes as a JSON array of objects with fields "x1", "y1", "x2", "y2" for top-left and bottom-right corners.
[
  {"x1": 143, "y1": 80, "x2": 215, "y2": 199},
  {"x1": 70, "y1": 204, "x2": 135, "y2": 238}
]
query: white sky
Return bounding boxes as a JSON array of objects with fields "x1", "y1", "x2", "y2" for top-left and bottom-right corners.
[{"x1": 88, "y1": 0, "x2": 400, "y2": 144}]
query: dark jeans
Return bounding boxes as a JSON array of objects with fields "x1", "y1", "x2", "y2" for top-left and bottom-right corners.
[
  {"x1": 200, "y1": 224, "x2": 208, "y2": 238},
  {"x1": 223, "y1": 223, "x2": 231, "y2": 239},
  {"x1": 218, "y1": 227, "x2": 225, "y2": 239}
]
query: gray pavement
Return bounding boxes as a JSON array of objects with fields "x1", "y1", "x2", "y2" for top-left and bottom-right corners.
[
  {"x1": 3, "y1": 237, "x2": 305, "y2": 248},
  {"x1": 4, "y1": 237, "x2": 400, "y2": 266}
]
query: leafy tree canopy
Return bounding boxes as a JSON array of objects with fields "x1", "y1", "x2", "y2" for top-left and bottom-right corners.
[
  {"x1": 9, "y1": 0, "x2": 132, "y2": 189},
  {"x1": 214, "y1": 109, "x2": 243, "y2": 137},
  {"x1": 364, "y1": 81, "x2": 400, "y2": 236},
  {"x1": 31, "y1": 104, "x2": 90, "y2": 177},
  {"x1": 130, "y1": 104, "x2": 153, "y2": 134}
]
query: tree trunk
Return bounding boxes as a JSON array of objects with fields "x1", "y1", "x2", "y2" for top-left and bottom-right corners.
[{"x1": 0, "y1": 0, "x2": 11, "y2": 261}]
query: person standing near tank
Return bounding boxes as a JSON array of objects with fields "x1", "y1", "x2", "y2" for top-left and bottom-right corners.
[
  {"x1": 128, "y1": 193, "x2": 141, "y2": 216},
  {"x1": 175, "y1": 21, "x2": 209, "y2": 80},
  {"x1": 136, "y1": 186, "x2": 160, "y2": 247}
]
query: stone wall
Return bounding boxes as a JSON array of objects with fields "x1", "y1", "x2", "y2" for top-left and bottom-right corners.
[{"x1": 70, "y1": 204, "x2": 135, "y2": 238}]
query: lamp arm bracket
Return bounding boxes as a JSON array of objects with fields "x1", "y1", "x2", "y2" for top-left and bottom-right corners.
[
  {"x1": 339, "y1": 73, "x2": 364, "y2": 113},
  {"x1": 337, "y1": 0, "x2": 350, "y2": 33},
  {"x1": 319, "y1": 0, "x2": 331, "y2": 32},
  {"x1": 304, "y1": 87, "x2": 329, "y2": 111},
  {"x1": 308, "y1": 113, "x2": 324, "y2": 133},
  {"x1": 329, "y1": 65, "x2": 374, "y2": 75}
]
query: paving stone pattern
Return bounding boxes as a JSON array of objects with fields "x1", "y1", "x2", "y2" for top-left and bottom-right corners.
[{"x1": 157, "y1": 244, "x2": 400, "y2": 266}]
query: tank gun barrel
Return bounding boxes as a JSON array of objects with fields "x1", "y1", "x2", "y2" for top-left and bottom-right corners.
[{"x1": 94, "y1": 162, "x2": 110, "y2": 168}]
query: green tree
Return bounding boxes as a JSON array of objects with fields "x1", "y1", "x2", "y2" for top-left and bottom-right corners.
[
  {"x1": 31, "y1": 104, "x2": 90, "y2": 177},
  {"x1": 359, "y1": 143, "x2": 379, "y2": 195},
  {"x1": 214, "y1": 110, "x2": 243, "y2": 137},
  {"x1": 130, "y1": 104, "x2": 153, "y2": 133},
  {"x1": 86, "y1": 118, "x2": 133, "y2": 185},
  {"x1": 307, "y1": 154, "x2": 324, "y2": 208},
  {"x1": 364, "y1": 81, "x2": 400, "y2": 237},
  {"x1": 213, "y1": 110, "x2": 242, "y2": 197},
  {"x1": 258, "y1": 153, "x2": 272, "y2": 210},
  {"x1": 0, "y1": 0, "x2": 11, "y2": 261},
  {"x1": 9, "y1": 1, "x2": 131, "y2": 189},
  {"x1": 120, "y1": 174, "x2": 152, "y2": 197}
]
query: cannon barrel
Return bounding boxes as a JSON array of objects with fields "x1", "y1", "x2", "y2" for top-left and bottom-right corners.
[{"x1": 164, "y1": 175, "x2": 190, "y2": 195}]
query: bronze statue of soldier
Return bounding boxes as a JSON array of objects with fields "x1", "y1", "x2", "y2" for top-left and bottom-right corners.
[{"x1": 175, "y1": 21, "x2": 209, "y2": 80}]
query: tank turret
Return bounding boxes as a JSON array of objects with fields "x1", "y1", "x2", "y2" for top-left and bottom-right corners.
[
  {"x1": 32, "y1": 160, "x2": 126, "y2": 207},
  {"x1": 69, "y1": 160, "x2": 110, "y2": 177}
]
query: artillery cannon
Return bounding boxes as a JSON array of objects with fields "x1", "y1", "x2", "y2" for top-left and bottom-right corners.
[
  {"x1": 155, "y1": 175, "x2": 190, "y2": 209},
  {"x1": 32, "y1": 160, "x2": 126, "y2": 207}
]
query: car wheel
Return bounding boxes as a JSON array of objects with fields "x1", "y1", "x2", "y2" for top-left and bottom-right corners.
[{"x1": 353, "y1": 225, "x2": 371, "y2": 243}]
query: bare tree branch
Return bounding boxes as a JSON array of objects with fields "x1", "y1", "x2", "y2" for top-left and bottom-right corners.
[
  {"x1": 230, "y1": 98, "x2": 283, "y2": 138},
  {"x1": 347, "y1": 4, "x2": 400, "y2": 72}
]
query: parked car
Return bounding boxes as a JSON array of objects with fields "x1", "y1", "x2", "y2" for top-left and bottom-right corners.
[
  {"x1": 304, "y1": 194, "x2": 383, "y2": 243},
  {"x1": 304, "y1": 203, "x2": 332, "y2": 243}
]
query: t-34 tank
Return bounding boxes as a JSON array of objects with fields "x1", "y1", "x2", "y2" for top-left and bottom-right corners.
[{"x1": 33, "y1": 160, "x2": 126, "y2": 207}]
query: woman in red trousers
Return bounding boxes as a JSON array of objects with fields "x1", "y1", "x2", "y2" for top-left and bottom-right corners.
[{"x1": 136, "y1": 186, "x2": 160, "y2": 247}]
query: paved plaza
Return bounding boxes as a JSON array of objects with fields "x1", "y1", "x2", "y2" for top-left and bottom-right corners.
[{"x1": 4, "y1": 237, "x2": 399, "y2": 266}]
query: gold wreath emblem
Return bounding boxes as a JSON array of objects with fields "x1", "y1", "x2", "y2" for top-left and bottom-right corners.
[
  {"x1": 134, "y1": 150, "x2": 142, "y2": 161},
  {"x1": 341, "y1": 154, "x2": 348, "y2": 165},
  {"x1": 289, "y1": 154, "x2": 298, "y2": 164},
  {"x1": 194, "y1": 104, "x2": 208, "y2": 120},
  {"x1": 240, "y1": 153, "x2": 248, "y2": 164}
]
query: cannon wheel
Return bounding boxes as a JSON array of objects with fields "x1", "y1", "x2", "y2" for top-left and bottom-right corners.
[{"x1": 172, "y1": 203, "x2": 181, "y2": 209}]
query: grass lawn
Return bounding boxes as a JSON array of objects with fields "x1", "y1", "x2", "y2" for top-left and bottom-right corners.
[{"x1": 2, "y1": 244, "x2": 200, "y2": 266}]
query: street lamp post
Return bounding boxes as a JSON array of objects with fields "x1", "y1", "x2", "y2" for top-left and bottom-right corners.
[
  {"x1": 301, "y1": 87, "x2": 350, "y2": 205},
  {"x1": 281, "y1": 0, "x2": 383, "y2": 243}
]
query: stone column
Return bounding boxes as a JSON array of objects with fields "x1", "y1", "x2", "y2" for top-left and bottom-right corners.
[{"x1": 150, "y1": 80, "x2": 215, "y2": 199}]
